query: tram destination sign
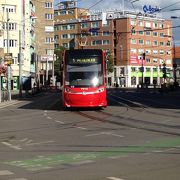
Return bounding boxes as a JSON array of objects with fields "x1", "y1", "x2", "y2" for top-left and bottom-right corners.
[{"x1": 71, "y1": 58, "x2": 98, "y2": 64}]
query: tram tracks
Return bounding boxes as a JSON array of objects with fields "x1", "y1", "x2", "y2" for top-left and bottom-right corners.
[{"x1": 74, "y1": 94, "x2": 180, "y2": 137}]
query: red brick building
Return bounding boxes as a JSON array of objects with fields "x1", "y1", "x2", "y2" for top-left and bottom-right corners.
[{"x1": 54, "y1": 1, "x2": 173, "y2": 87}]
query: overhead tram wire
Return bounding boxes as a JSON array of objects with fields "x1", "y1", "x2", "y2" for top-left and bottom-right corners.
[{"x1": 160, "y1": 0, "x2": 180, "y2": 12}]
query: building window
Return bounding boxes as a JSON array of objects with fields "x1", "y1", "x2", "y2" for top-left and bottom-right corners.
[
  {"x1": 4, "y1": 39, "x2": 17, "y2": 47},
  {"x1": 62, "y1": 43, "x2": 69, "y2": 48},
  {"x1": 145, "y1": 21, "x2": 151, "y2": 27},
  {"x1": 153, "y1": 22, "x2": 158, "y2": 28},
  {"x1": 160, "y1": 23, "x2": 164, "y2": 29},
  {"x1": 166, "y1": 50, "x2": 171, "y2": 55},
  {"x1": 62, "y1": 34, "x2": 68, "y2": 39},
  {"x1": 159, "y1": 42, "x2": 164, "y2": 46},
  {"x1": 2, "y1": 5, "x2": 16, "y2": 13},
  {"x1": 45, "y1": 13, "x2": 54, "y2": 20},
  {"x1": 69, "y1": 24, "x2": 75, "y2": 29},
  {"x1": 160, "y1": 59, "x2": 164, "y2": 64},
  {"x1": 153, "y1": 58, "x2": 158, "y2": 63},
  {"x1": 139, "y1": 39, "x2": 144, "y2": 45},
  {"x1": 138, "y1": 49, "x2": 144, "y2": 54},
  {"x1": 153, "y1": 41, "x2": 158, "y2": 46},
  {"x1": 153, "y1": 68, "x2": 157, "y2": 72},
  {"x1": 153, "y1": 50, "x2": 158, "y2": 54},
  {"x1": 68, "y1": 10, "x2": 74, "y2": 14},
  {"x1": 166, "y1": 41, "x2": 171, "y2": 46},
  {"x1": 91, "y1": 32, "x2": 98, "y2": 36},
  {"x1": 146, "y1": 40, "x2": 151, "y2": 46},
  {"x1": 159, "y1": 50, "x2": 164, "y2": 55},
  {"x1": 70, "y1": 34, "x2": 75, "y2": 38},
  {"x1": 60, "y1": 11, "x2": 66, "y2": 15},
  {"x1": 153, "y1": 32, "x2": 158, "y2": 37},
  {"x1": 146, "y1": 58, "x2": 151, "y2": 63},
  {"x1": 146, "y1": 31, "x2": 151, "y2": 36},
  {"x1": 138, "y1": 21, "x2": 144, "y2": 26},
  {"x1": 146, "y1": 49, "x2": 151, "y2": 54},
  {"x1": 139, "y1": 31, "x2": 144, "y2": 35},
  {"x1": 131, "y1": 67, "x2": 136, "y2": 72},
  {"x1": 103, "y1": 40, "x2": 110, "y2": 45},
  {"x1": 3, "y1": 22, "x2": 17, "y2": 30},
  {"x1": 130, "y1": 20, "x2": 136, "y2": 26},
  {"x1": 81, "y1": 23, "x2": 88, "y2": 28},
  {"x1": 131, "y1": 39, "x2": 136, "y2": 44},
  {"x1": 45, "y1": 2, "x2": 53, "y2": 8},
  {"x1": 103, "y1": 31, "x2": 110, "y2": 36},
  {"x1": 92, "y1": 40, "x2": 102, "y2": 45},
  {"x1": 91, "y1": 22, "x2": 99, "y2": 28},
  {"x1": 46, "y1": 49, "x2": 54, "y2": 56},
  {"x1": 146, "y1": 68, "x2": 151, "y2": 72},
  {"x1": 45, "y1": 37, "x2": 54, "y2": 43},
  {"x1": 160, "y1": 32, "x2": 164, "y2": 37},
  {"x1": 131, "y1": 48, "x2": 137, "y2": 54},
  {"x1": 62, "y1": 25, "x2": 68, "y2": 30},
  {"x1": 166, "y1": 59, "x2": 171, "y2": 64}
]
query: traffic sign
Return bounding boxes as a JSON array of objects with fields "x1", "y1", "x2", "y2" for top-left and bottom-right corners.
[
  {"x1": 4, "y1": 53, "x2": 13, "y2": 65},
  {"x1": 106, "y1": 12, "x2": 114, "y2": 19}
]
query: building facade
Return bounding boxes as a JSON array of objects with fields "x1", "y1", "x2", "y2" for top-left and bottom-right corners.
[
  {"x1": 54, "y1": 1, "x2": 173, "y2": 87},
  {"x1": 0, "y1": 0, "x2": 55, "y2": 93},
  {"x1": 0, "y1": 0, "x2": 36, "y2": 90},
  {"x1": 32, "y1": 0, "x2": 54, "y2": 86}
]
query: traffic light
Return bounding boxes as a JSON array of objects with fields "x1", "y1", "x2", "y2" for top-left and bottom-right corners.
[
  {"x1": 162, "y1": 63, "x2": 167, "y2": 79},
  {"x1": 142, "y1": 53, "x2": 146, "y2": 60}
]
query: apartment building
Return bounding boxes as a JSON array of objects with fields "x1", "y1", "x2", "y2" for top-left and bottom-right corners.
[
  {"x1": 0, "y1": 0, "x2": 36, "y2": 90},
  {"x1": 54, "y1": 1, "x2": 173, "y2": 87},
  {"x1": 32, "y1": 0, "x2": 54, "y2": 86}
]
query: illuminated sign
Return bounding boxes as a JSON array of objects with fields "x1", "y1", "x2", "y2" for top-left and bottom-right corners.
[
  {"x1": 143, "y1": 5, "x2": 161, "y2": 14},
  {"x1": 71, "y1": 58, "x2": 98, "y2": 64}
]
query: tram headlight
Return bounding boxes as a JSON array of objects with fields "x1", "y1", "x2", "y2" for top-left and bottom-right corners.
[
  {"x1": 96, "y1": 87, "x2": 104, "y2": 93},
  {"x1": 92, "y1": 77, "x2": 99, "y2": 86}
]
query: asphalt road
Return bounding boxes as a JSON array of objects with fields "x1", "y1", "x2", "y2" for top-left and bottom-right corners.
[{"x1": 0, "y1": 88, "x2": 180, "y2": 180}]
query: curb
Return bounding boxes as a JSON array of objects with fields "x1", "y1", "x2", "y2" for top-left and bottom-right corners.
[{"x1": 0, "y1": 100, "x2": 20, "y2": 109}]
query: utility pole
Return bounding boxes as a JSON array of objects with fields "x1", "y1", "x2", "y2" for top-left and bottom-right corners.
[
  {"x1": 46, "y1": 58, "x2": 48, "y2": 87},
  {"x1": 19, "y1": 29, "x2": 22, "y2": 97},
  {"x1": 141, "y1": 53, "x2": 145, "y2": 88},
  {"x1": 7, "y1": 11, "x2": 11, "y2": 101}
]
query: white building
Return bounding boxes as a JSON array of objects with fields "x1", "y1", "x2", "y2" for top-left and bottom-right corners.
[{"x1": 0, "y1": 0, "x2": 36, "y2": 90}]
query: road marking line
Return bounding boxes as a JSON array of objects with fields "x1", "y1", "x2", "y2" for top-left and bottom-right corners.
[
  {"x1": 86, "y1": 132, "x2": 123, "y2": 137},
  {"x1": 47, "y1": 116, "x2": 52, "y2": 119},
  {"x1": 2, "y1": 142, "x2": 22, "y2": 150},
  {"x1": 55, "y1": 120, "x2": 65, "y2": 124},
  {"x1": 107, "y1": 177, "x2": 124, "y2": 180},
  {"x1": 0, "y1": 170, "x2": 14, "y2": 175},
  {"x1": 76, "y1": 126, "x2": 87, "y2": 130},
  {"x1": 26, "y1": 140, "x2": 55, "y2": 146},
  {"x1": 9, "y1": 178, "x2": 28, "y2": 180}
]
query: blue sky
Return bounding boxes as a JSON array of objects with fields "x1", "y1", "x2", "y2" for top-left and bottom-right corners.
[{"x1": 54, "y1": 0, "x2": 180, "y2": 45}]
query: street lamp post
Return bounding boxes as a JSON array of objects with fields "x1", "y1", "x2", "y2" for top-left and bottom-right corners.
[{"x1": 6, "y1": 11, "x2": 11, "y2": 101}]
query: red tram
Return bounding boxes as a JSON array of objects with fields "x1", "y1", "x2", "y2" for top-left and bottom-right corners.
[{"x1": 62, "y1": 49, "x2": 107, "y2": 108}]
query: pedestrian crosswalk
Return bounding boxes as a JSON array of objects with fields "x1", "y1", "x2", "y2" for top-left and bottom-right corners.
[{"x1": 0, "y1": 170, "x2": 27, "y2": 180}]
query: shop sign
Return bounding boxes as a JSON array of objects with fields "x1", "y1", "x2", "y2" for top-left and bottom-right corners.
[
  {"x1": 4, "y1": 53, "x2": 13, "y2": 65},
  {"x1": 143, "y1": 5, "x2": 161, "y2": 14}
]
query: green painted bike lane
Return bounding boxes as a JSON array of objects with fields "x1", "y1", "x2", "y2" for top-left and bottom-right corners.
[{"x1": 3, "y1": 137, "x2": 180, "y2": 171}]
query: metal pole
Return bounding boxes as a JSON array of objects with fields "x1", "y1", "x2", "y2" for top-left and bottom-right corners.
[
  {"x1": 0, "y1": 74, "x2": 1, "y2": 103},
  {"x1": 52, "y1": 55, "x2": 55, "y2": 86},
  {"x1": 173, "y1": 37, "x2": 177, "y2": 84},
  {"x1": 141, "y1": 58, "x2": 144, "y2": 88},
  {"x1": 7, "y1": 11, "x2": 11, "y2": 101},
  {"x1": 46, "y1": 58, "x2": 48, "y2": 86},
  {"x1": 19, "y1": 30, "x2": 22, "y2": 97}
]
